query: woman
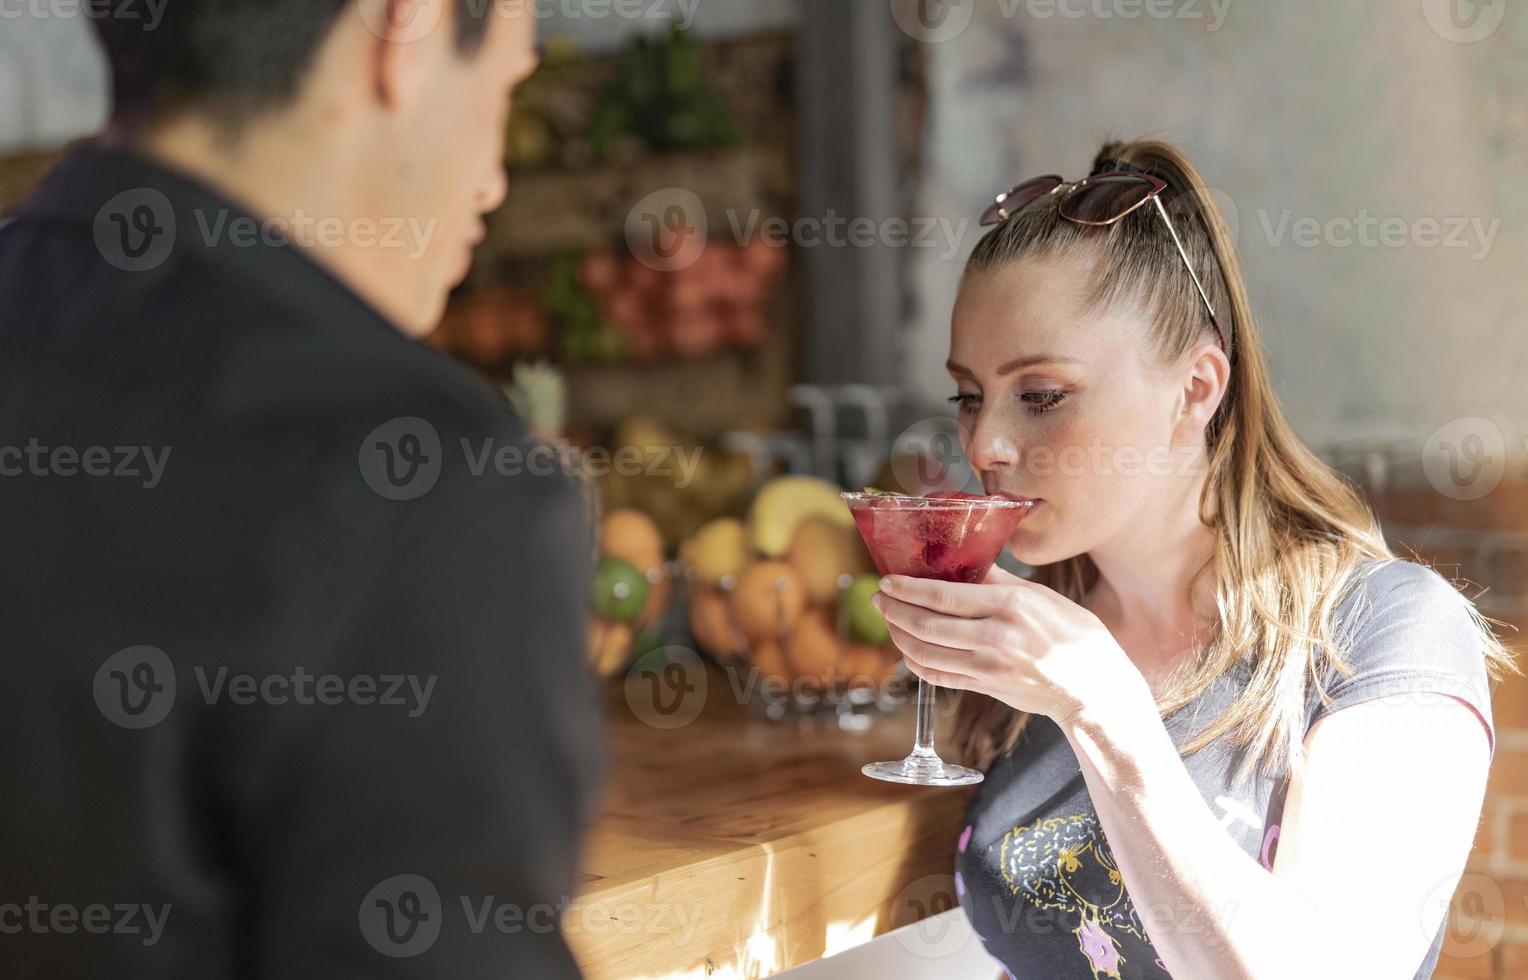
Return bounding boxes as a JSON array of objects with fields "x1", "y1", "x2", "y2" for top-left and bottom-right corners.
[{"x1": 871, "y1": 139, "x2": 1517, "y2": 979}]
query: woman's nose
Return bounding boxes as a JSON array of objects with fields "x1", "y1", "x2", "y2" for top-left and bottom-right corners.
[{"x1": 964, "y1": 415, "x2": 1021, "y2": 473}]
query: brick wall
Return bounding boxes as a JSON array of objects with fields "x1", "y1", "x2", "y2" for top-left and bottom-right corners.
[{"x1": 1336, "y1": 447, "x2": 1528, "y2": 980}]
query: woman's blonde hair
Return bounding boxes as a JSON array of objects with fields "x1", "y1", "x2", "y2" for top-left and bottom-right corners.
[{"x1": 950, "y1": 138, "x2": 1519, "y2": 784}]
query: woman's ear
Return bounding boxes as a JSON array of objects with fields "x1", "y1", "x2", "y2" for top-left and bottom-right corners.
[{"x1": 1174, "y1": 339, "x2": 1231, "y2": 446}]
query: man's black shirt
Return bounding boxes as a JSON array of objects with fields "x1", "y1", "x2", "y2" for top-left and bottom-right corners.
[{"x1": 0, "y1": 144, "x2": 604, "y2": 978}]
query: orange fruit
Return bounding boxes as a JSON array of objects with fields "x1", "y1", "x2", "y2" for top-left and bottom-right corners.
[
  {"x1": 689, "y1": 587, "x2": 742, "y2": 660},
  {"x1": 639, "y1": 576, "x2": 671, "y2": 629},
  {"x1": 594, "y1": 622, "x2": 634, "y2": 679},
  {"x1": 602, "y1": 507, "x2": 665, "y2": 573},
  {"x1": 749, "y1": 639, "x2": 791, "y2": 685},
  {"x1": 786, "y1": 518, "x2": 869, "y2": 604},
  {"x1": 728, "y1": 561, "x2": 806, "y2": 642},
  {"x1": 785, "y1": 607, "x2": 841, "y2": 685},
  {"x1": 843, "y1": 642, "x2": 900, "y2": 686}
]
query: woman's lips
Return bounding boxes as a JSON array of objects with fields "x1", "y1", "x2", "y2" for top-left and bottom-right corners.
[{"x1": 985, "y1": 489, "x2": 1042, "y2": 505}]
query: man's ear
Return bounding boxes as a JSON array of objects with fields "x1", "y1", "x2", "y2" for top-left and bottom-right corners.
[
  {"x1": 1174, "y1": 339, "x2": 1230, "y2": 446},
  {"x1": 360, "y1": 0, "x2": 449, "y2": 112}
]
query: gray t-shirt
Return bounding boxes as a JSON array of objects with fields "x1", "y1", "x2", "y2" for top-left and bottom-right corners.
[{"x1": 955, "y1": 558, "x2": 1496, "y2": 979}]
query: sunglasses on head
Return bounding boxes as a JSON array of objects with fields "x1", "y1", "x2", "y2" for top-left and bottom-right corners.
[{"x1": 979, "y1": 165, "x2": 1226, "y2": 354}]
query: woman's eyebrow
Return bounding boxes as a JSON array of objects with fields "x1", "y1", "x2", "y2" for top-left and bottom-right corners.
[{"x1": 946, "y1": 354, "x2": 1084, "y2": 377}]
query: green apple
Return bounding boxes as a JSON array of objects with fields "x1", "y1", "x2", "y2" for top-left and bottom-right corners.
[
  {"x1": 592, "y1": 557, "x2": 649, "y2": 622},
  {"x1": 844, "y1": 574, "x2": 891, "y2": 646}
]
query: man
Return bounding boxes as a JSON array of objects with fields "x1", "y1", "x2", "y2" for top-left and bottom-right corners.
[{"x1": 0, "y1": 2, "x2": 604, "y2": 976}]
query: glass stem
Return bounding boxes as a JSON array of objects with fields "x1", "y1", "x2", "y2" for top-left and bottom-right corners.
[{"x1": 912, "y1": 677, "x2": 938, "y2": 758}]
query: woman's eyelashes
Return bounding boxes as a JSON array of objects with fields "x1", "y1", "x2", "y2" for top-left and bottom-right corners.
[{"x1": 948, "y1": 389, "x2": 1070, "y2": 417}]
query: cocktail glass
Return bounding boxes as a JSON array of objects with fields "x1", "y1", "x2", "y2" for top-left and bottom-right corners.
[{"x1": 841, "y1": 491, "x2": 1036, "y2": 786}]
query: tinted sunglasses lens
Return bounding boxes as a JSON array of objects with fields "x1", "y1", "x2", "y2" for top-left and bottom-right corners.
[
  {"x1": 1059, "y1": 174, "x2": 1155, "y2": 224},
  {"x1": 980, "y1": 176, "x2": 1063, "y2": 226}
]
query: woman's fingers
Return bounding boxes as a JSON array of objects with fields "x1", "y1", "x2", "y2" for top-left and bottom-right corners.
[
  {"x1": 886, "y1": 621, "x2": 986, "y2": 678},
  {"x1": 895, "y1": 644, "x2": 977, "y2": 691},
  {"x1": 874, "y1": 591, "x2": 997, "y2": 650},
  {"x1": 880, "y1": 568, "x2": 1020, "y2": 614}
]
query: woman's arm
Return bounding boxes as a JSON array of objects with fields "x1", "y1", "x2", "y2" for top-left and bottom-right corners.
[
  {"x1": 1063, "y1": 685, "x2": 1490, "y2": 979},
  {"x1": 874, "y1": 567, "x2": 1492, "y2": 978}
]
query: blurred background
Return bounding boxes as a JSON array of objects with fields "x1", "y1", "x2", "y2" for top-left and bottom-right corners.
[{"x1": 3, "y1": 2, "x2": 1526, "y2": 977}]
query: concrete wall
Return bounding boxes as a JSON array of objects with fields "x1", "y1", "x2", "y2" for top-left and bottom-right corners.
[
  {"x1": 0, "y1": 11, "x2": 108, "y2": 154},
  {"x1": 0, "y1": 0, "x2": 796, "y2": 154},
  {"x1": 901, "y1": 0, "x2": 1528, "y2": 451},
  {"x1": 5, "y1": 0, "x2": 1524, "y2": 454}
]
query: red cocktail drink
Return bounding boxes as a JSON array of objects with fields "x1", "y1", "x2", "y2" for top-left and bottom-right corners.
[
  {"x1": 841, "y1": 490, "x2": 1036, "y2": 787},
  {"x1": 845, "y1": 491, "x2": 1036, "y2": 584}
]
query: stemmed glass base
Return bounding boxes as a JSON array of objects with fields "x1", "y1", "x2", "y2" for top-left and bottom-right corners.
[{"x1": 862, "y1": 753, "x2": 984, "y2": 786}]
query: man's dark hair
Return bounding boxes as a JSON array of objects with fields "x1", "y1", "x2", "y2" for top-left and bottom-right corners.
[{"x1": 90, "y1": 0, "x2": 492, "y2": 129}]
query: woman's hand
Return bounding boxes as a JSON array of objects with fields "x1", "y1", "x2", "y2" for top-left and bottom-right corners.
[{"x1": 872, "y1": 565, "x2": 1149, "y2": 727}]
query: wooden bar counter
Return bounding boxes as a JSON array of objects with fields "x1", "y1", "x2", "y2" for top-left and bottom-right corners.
[{"x1": 568, "y1": 664, "x2": 974, "y2": 979}]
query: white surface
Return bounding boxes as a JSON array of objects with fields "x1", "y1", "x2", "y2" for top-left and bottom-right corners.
[
  {"x1": 0, "y1": 13, "x2": 107, "y2": 153},
  {"x1": 777, "y1": 909, "x2": 1005, "y2": 980}
]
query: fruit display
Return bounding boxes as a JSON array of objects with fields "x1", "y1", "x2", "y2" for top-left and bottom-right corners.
[
  {"x1": 596, "y1": 416, "x2": 759, "y2": 551},
  {"x1": 678, "y1": 476, "x2": 906, "y2": 708},
  {"x1": 749, "y1": 475, "x2": 858, "y2": 557},
  {"x1": 581, "y1": 241, "x2": 786, "y2": 362},
  {"x1": 588, "y1": 25, "x2": 742, "y2": 161},
  {"x1": 540, "y1": 241, "x2": 784, "y2": 366},
  {"x1": 430, "y1": 286, "x2": 549, "y2": 366},
  {"x1": 587, "y1": 506, "x2": 674, "y2": 680},
  {"x1": 545, "y1": 253, "x2": 625, "y2": 365}
]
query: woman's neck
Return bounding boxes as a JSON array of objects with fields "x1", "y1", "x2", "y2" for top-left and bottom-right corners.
[{"x1": 1083, "y1": 482, "x2": 1220, "y2": 685}]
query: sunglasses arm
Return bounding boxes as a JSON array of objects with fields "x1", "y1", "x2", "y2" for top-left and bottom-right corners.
[{"x1": 1150, "y1": 195, "x2": 1225, "y2": 352}]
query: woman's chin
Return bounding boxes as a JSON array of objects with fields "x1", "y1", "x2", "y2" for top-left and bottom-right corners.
[{"x1": 1006, "y1": 514, "x2": 1060, "y2": 567}]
